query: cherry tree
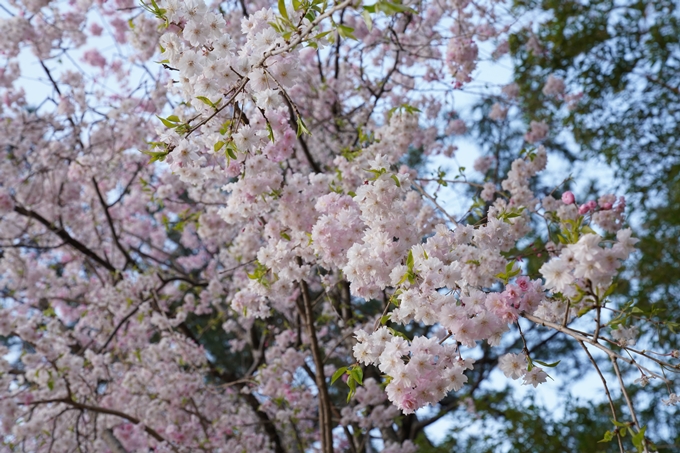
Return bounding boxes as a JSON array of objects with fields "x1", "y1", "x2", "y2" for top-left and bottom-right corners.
[{"x1": 0, "y1": 0, "x2": 678, "y2": 452}]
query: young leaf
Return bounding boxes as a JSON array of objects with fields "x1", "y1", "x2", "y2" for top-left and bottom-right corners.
[
  {"x1": 406, "y1": 250, "x2": 414, "y2": 270},
  {"x1": 534, "y1": 359, "x2": 560, "y2": 368},
  {"x1": 598, "y1": 430, "x2": 614, "y2": 443},
  {"x1": 278, "y1": 0, "x2": 289, "y2": 21},
  {"x1": 226, "y1": 144, "x2": 238, "y2": 160},
  {"x1": 331, "y1": 366, "x2": 348, "y2": 385},
  {"x1": 631, "y1": 426, "x2": 646, "y2": 452},
  {"x1": 350, "y1": 366, "x2": 363, "y2": 385},
  {"x1": 196, "y1": 96, "x2": 216, "y2": 108},
  {"x1": 346, "y1": 375, "x2": 357, "y2": 402},
  {"x1": 266, "y1": 122, "x2": 275, "y2": 142},
  {"x1": 157, "y1": 115, "x2": 179, "y2": 128},
  {"x1": 337, "y1": 24, "x2": 357, "y2": 40},
  {"x1": 296, "y1": 117, "x2": 311, "y2": 137},
  {"x1": 142, "y1": 149, "x2": 169, "y2": 163},
  {"x1": 610, "y1": 419, "x2": 629, "y2": 428},
  {"x1": 361, "y1": 10, "x2": 373, "y2": 31}
]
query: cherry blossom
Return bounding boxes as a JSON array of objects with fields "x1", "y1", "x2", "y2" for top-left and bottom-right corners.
[{"x1": 0, "y1": 0, "x2": 676, "y2": 452}]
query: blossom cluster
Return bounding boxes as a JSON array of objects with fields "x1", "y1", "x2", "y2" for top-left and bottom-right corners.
[
  {"x1": 537, "y1": 229, "x2": 638, "y2": 320},
  {"x1": 354, "y1": 328, "x2": 471, "y2": 413}
]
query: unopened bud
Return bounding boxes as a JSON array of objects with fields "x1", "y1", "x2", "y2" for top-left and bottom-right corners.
[{"x1": 561, "y1": 191, "x2": 575, "y2": 205}]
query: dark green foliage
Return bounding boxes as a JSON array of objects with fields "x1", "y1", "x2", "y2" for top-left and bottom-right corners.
[
  {"x1": 510, "y1": 0, "x2": 680, "y2": 345},
  {"x1": 415, "y1": 395, "x2": 627, "y2": 453}
]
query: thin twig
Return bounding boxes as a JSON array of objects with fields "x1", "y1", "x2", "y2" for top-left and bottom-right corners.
[
  {"x1": 413, "y1": 183, "x2": 458, "y2": 226},
  {"x1": 578, "y1": 341, "x2": 624, "y2": 453}
]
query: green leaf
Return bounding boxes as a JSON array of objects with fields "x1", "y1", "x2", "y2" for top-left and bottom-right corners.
[
  {"x1": 346, "y1": 375, "x2": 357, "y2": 402},
  {"x1": 534, "y1": 359, "x2": 560, "y2": 368},
  {"x1": 226, "y1": 143, "x2": 238, "y2": 160},
  {"x1": 388, "y1": 327, "x2": 410, "y2": 341},
  {"x1": 296, "y1": 117, "x2": 311, "y2": 137},
  {"x1": 313, "y1": 30, "x2": 333, "y2": 41},
  {"x1": 331, "y1": 366, "x2": 348, "y2": 385},
  {"x1": 577, "y1": 306, "x2": 592, "y2": 317},
  {"x1": 631, "y1": 426, "x2": 646, "y2": 452},
  {"x1": 214, "y1": 141, "x2": 225, "y2": 152},
  {"x1": 603, "y1": 283, "x2": 618, "y2": 298},
  {"x1": 269, "y1": 21, "x2": 283, "y2": 33},
  {"x1": 378, "y1": 1, "x2": 416, "y2": 15},
  {"x1": 142, "y1": 149, "x2": 169, "y2": 163},
  {"x1": 390, "y1": 174, "x2": 401, "y2": 187},
  {"x1": 350, "y1": 366, "x2": 363, "y2": 385},
  {"x1": 581, "y1": 225, "x2": 597, "y2": 235},
  {"x1": 361, "y1": 10, "x2": 373, "y2": 31},
  {"x1": 196, "y1": 96, "x2": 216, "y2": 108},
  {"x1": 278, "y1": 0, "x2": 288, "y2": 21},
  {"x1": 157, "y1": 115, "x2": 180, "y2": 129},
  {"x1": 406, "y1": 250, "x2": 414, "y2": 271},
  {"x1": 266, "y1": 121, "x2": 275, "y2": 142},
  {"x1": 598, "y1": 430, "x2": 614, "y2": 443},
  {"x1": 337, "y1": 24, "x2": 357, "y2": 40}
]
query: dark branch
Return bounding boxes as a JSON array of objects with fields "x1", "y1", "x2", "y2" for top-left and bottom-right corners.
[{"x1": 14, "y1": 205, "x2": 117, "y2": 275}]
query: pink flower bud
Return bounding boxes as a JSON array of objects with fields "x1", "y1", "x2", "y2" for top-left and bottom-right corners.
[
  {"x1": 561, "y1": 191, "x2": 575, "y2": 204},
  {"x1": 578, "y1": 200, "x2": 597, "y2": 215},
  {"x1": 615, "y1": 196, "x2": 626, "y2": 212}
]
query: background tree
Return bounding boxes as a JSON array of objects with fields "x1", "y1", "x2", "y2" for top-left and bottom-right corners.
[{"x1": 510, "y1": 0, "x2": 680, "y2": 332}]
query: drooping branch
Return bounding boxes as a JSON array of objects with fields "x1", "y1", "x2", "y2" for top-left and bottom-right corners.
[
  {"x1": 24, "y1": 398, "x2": 168, "y2": 445},
  {"x1": 13, "y1": 205, "x2": 118, "y2": 275},
  {"x1": 578, "y1": 340, "x2": 625, "y2": 453},
  {"x1": 92, "y1": 177, "x2": 135, "y2": 270}
]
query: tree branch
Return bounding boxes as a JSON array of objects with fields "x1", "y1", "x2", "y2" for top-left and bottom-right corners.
[
  {"x1": 298, "y1": 278, "x2": 334, "y2": 453},
  {"x1": 92, "y1": 177, "x2": 134, "y2": 270},
  {"x1": 13, "y1": 205, "x2": 118, "y2": 275}
]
